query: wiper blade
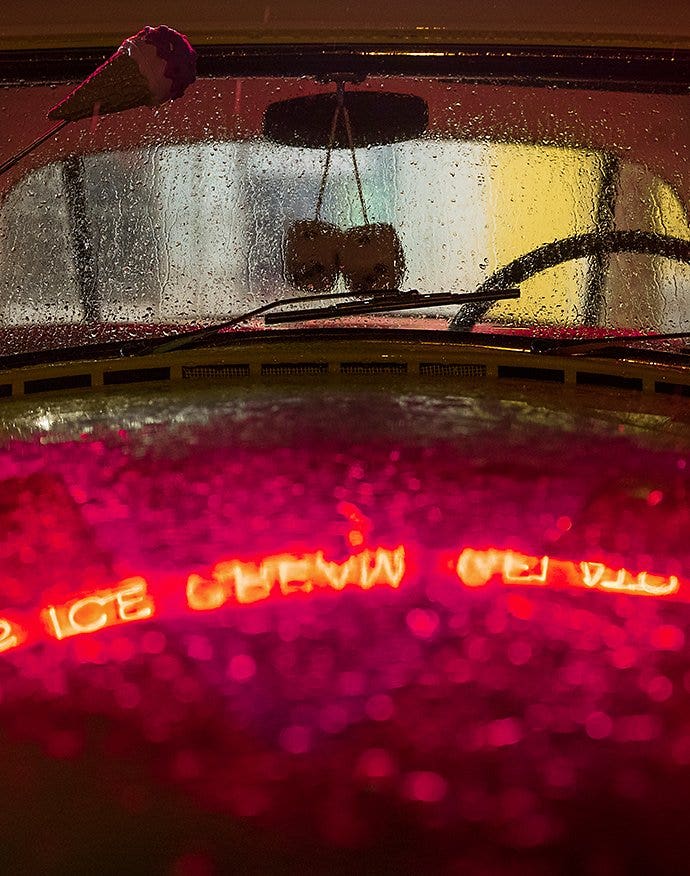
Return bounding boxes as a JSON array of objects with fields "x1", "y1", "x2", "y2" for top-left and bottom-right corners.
[
  {"x1": 150, "y1": 288, "x2": 520, "y2": 354},
  {"x1": 264, "y1": 288, "x2": 520, "y2": 324},
  {"x1": 450, "y1": 231, "x2": 690, "y2": 331},
  {"x1": 151, "y1": 291, "x2": 354, "y2": 354},
  {"x1": 537, "y1": 331, "x2": 690, "y2": 357}
]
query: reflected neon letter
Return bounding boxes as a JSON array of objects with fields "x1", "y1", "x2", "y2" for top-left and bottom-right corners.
[
  {"x1": 503, "y1": 552, "x2": 549, "y2": 584},
  {"x1": 43, "y1": 578, "x2": 154, "y2": 640},
  {"x1": 186, "y1": 573, "x2": 228, "y2": 611},
  {"x1": 359, "y1": 547, "x2": 406, "y2": 589},
  {"x1": 0, "y1": 618, "x2": 25, "y2": 653}
]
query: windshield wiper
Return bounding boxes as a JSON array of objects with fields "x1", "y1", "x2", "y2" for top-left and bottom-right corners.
[
  {"x1": 150, "y1": 287, "x2": 520, "y2": 355},
  {"x1": 265, "y1": 287, "x2": 519, "y2": 324},
  {"x1": 449, "y1": 231, "x2": 690, "y2": 331},
  {"x1": 535, "y1": 330, "x2": 690, "y2": 357}
]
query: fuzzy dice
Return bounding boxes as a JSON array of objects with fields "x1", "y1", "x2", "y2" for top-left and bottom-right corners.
[
  {"x1": 283, "y1": 220, "x2": 340, "y2": 293},
  {"x1": 340, "y1": 223, "x2": 405, "y2": 294},
  {"x1": 284, "y1": 220, "x2": 405, "y2": 294}
]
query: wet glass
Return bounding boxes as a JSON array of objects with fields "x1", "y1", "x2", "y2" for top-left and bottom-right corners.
[{"x1": 1, "y1": 75, "x2": 689, "y2": 354}]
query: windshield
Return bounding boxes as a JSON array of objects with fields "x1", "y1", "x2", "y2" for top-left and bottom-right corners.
[{"x1": 1, "y1": 57, "x2": 690, "y2": 357}]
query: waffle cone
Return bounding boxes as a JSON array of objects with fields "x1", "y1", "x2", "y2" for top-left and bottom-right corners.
[{"x1": 48, "y1": 51, "x2": 154, "y2": 122}]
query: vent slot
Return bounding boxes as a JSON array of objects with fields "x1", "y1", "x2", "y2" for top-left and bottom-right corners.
[
  {"x1": 340, "y1": 361, "x2": 407, "y2": 375},
  {"x1": 419, "y1": 362, "x2": 487, "y2": 378},
  {"x1": 498, "y1": 364, "x2": 565, "y2": 383},
  {"x1": 24, "y1": 373, "x2": 91, "y2": 395},
  {"x1": 576, "y1": 371, "x2": 643, "y2": 391},
  {"x1": 104, "y1": 367, "x2": 171, "y2": 386},
  {"x1": 655, "y1": 380, "x2": 690, "y2": 397},
  {"x1": 182, "y1": 364, "x2": 251, "y2": 379},
  {"x1": 261, "y1": 362, "x2": 329, "y2": 376}
]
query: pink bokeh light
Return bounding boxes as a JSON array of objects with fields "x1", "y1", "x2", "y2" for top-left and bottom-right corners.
[{"x1": 0, "y1": 388, "x2": 689, "y2": 869}]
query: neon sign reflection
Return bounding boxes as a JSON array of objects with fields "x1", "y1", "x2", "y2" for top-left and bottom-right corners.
[
  {"x1": 187, "y1": 547, "x2": 406, "y2": 610},
  {"x1": 457, "y1": 549, "x2": 679, "y2": 596},
  {"x1": 43, "y1": 576, "x2": 154, "y2": 640},
  {"x1": 0, "y1": 545, "x2": 682, "y2": 656}
]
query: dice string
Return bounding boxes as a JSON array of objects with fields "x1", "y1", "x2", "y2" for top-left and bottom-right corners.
[
  {"x1": 342, "y1": 101, "x2": 370, "y2": 225},
  {"x1": 314, "y1": 100, "x2": 341, "y2": 221},
  {"x1": 314, "y1": 84, "x2": 369, "y2": 226}
]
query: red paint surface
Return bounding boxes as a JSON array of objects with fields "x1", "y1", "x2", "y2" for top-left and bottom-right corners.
[{"x1": 1, "y1": 390, "x2": 690, "y2": 870}]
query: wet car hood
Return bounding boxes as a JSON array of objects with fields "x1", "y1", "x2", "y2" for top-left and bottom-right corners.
[{"x1": 1, "y1": 380, "x2": 690, "y2": 872}]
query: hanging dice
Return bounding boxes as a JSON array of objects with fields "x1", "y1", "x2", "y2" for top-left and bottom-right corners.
[
  {"x1": 340, "y1": 223, "x2": 406, "y2": 294},
  {"x1": 283, "y1": 219, "x2": 340, "y2": 293}
]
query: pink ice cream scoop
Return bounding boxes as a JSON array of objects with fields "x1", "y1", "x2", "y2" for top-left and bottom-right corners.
[{"x1": 48, "y1": 25, "x2": 197, "y2": 122}]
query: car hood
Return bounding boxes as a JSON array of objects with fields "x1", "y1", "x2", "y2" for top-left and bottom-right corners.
[
  {"x1": 2, "y1": 378, "x2": 687, "y2": 599},
  {"x1": 1, "y1": 380, "x2": 690, "y2": 871}
]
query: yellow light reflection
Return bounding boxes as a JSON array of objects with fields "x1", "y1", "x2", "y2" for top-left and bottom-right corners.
[{"x1": 486, "y1": 144, "x2": 602, "y2": 324}]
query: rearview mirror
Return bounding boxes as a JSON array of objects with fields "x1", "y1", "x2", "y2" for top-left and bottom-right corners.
[{"x1": 263, "y1": 91, "x2": 428, "y2": 148}]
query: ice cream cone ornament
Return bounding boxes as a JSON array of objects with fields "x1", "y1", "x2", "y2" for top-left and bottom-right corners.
[
  {"x1": 284, "y1": 83, "x2": 406, "y2": 295},
  {"x1": 0, "y1": 26, "x2": 196, "y2": 180},
  {"x1": 48, "y1": 26, "x2": 197, "y2": 123}
]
